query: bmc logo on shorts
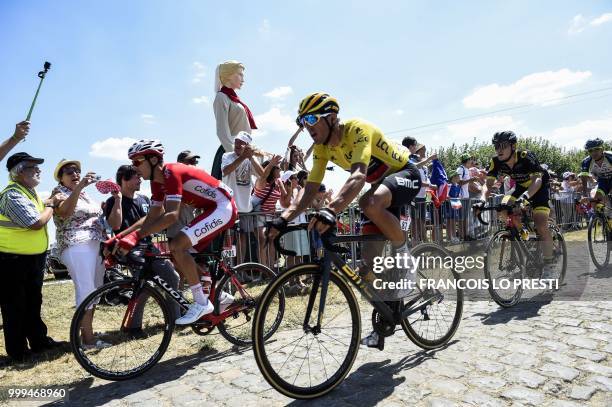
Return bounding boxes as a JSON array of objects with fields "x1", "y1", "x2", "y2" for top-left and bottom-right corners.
[
  {"x1": 395, "y1": 177, "x2": 420, "y2": 189},
  {"x1": 194, "y1": 218, "x2": 224, "y2": 237}
]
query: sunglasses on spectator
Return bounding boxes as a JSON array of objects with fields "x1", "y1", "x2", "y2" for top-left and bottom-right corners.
[
  {"x1": 62, "y1": 167, "x2": 81, "y2": 176},
  {"x1": 588, "y1": 147, "x2": 603, "y2": 153},
  {"x1": 23, "y1": 165, "x2": 41, "y2": 172},
  {"x1": 299, "y1": 113, "x2": 331, "y2": 127}
]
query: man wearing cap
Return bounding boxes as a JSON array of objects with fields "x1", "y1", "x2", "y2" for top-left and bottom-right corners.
[
  {"x1": 221, "y1": 131, "x2": 264, "y2": 262},
  {"x1": 177, "y1": 150, "x2": 200, "y2": 166},
  {"x1": 0, "y1": 153, "x2": 65, "y2": 363}
]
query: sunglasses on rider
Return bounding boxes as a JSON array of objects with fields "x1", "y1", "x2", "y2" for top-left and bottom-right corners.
[
  {"x1": 298, "y1": 113, "x2": 331, "y2": 127},
  {"x1": 494, "y1": 142, "x2": 510, "y2": 151},
  {"x1": 131, "y1": 157, "x2": 146, "y2": 166}
]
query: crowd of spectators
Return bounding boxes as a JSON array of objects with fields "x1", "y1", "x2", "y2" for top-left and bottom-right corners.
[{"x1": 0, "y1": 59, "x2": 593, "y2": 365}]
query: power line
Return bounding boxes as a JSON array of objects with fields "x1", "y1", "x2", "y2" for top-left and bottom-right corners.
[
  {"x1": 385, "y1": 86, "x2": 612, "y2": 135},
  {"x1": 390, "y1": 91, "x2": 612, "y2": 139}
]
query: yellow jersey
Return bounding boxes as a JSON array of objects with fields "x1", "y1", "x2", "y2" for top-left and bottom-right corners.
[{"x1": 307, "y1": 118, "x2": 411, "y2": 184}]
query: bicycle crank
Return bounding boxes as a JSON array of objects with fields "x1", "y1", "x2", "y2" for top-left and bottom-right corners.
[{"x1": 371, "y1": 309, "x2": 395, "y2": 337}]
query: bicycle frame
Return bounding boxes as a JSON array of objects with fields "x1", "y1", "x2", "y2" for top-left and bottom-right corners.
[
  {"x1": 117, "y1": 249, "x2": 253, "y2": 329},
  {"x1": 275, "y1": 227, "x2": 441, "y2": 334}
]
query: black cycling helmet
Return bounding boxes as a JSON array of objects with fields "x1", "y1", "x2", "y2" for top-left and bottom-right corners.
[
  {"x1": 585, "y1": 138, "x2": 604, "y2": 150},
  {"x1": 492, "y1": 131, "x2": 517, "y2": 145}
]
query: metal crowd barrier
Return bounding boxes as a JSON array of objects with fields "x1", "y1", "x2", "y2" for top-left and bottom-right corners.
[{"x1": 148, "y1": 195, "x2": 586, "y2": 272}]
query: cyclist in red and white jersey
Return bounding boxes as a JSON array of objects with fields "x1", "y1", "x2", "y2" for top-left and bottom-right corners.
[{"x1": 114, "y1": 140, "x2": 238, "y2": 324}]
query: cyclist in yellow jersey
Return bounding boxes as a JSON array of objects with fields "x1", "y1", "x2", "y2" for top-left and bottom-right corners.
[{"x1": 267, "y1": 93, "x2": 421, "y2": 349}]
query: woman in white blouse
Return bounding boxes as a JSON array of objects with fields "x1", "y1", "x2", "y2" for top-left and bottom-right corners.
[{"x1": 52, "y1": 159, "x2": 108, "y2": 349}]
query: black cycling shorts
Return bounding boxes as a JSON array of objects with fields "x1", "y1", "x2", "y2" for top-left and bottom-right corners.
[
  {"x1": 512, "y1": 183, "x2": 551, "y2": 213},
  {"x1": 380, "y1": 163, "x2": 422, "y2": 208},
  {"x1": 361, "y1": 164, "x2": 421, "y2": 233}
]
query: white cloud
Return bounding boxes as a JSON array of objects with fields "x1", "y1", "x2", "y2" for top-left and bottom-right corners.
[
  {"x1": 569, "y1": 12, "x2": 612, "y2": 34},
  {"x1": 462, "y1": 69, "x2": 591, "y2": 109},
  {"x1": 548, "y1": 117, "x2": 612, "y2": 149},
  {"x1": 253, "y1": 107, "x2": 295, "y2": 137},
  {"x1": 447, "y1": 115, "x2": 523, "y2": 142},
  {"x1": 192, "y1": 96, "x2": 210, "y2": 105},
  {"x1": 591, "y1": 13, "x2": 612, "y2": 26},
  {"x1": 264, "y1": 86, "x2": 293, "y2": 99},
  {"x1": 141, "y1": 113, "x2": 156, "y2": 125},
  {"x1": 89, "y1": 137, "x2": 137, "y2": 161},
  {"x1": 259, "y1": 19, "x2": 271, "y2": 34},
  {"x1": 394, "y1": 109, "x2": 405, "y2": 116},
  {"x1": 192, "y1": 61, "x2": 206, "y2": 84}
]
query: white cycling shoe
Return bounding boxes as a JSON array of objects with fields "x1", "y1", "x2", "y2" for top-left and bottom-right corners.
[
  {"x1": 540, "y1": 264, "x2": 557, "y2": 280},
  {"x1": 176, "y1": 301, "x2": 214, "y2": 325},
  {"x1": 218, "y1": 291, "x2": 235, "y2": 312}
]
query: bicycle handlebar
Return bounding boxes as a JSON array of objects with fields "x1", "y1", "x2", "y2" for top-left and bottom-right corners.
[
  {"x1": 471, "y1": 201, "x2": 520, "y2": 225},
  {"x1": 269, "y1": 223, "x2": 350, "y2": 256}
]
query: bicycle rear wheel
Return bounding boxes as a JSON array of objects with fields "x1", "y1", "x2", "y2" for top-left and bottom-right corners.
[
  {"x1": 70, "y1": 279, "x2": 173, "y2": 380},
  {"x1": 588, "y1": 215, "x2": 610, "y2": 270},
  {"x1": 400, "y1": 243, "x2": 463, "y2": 349},
  {"x1": 484, "y1": 231, "x2": 524, "y2": 307},
  {"x1": 252, "y1": 264, "x2": 361, "y2": 399},
  {"x1": 216, "y1": 262, "x2": 281, "y2": 346}
]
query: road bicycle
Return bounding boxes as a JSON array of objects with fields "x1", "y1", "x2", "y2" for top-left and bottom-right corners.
[
  {"x1": 474, "y1": 200, "x2": 567, "y2": 307},
  {"x1": 584, "y1": 197, "x2": 612, "y2": 269},
  {"x1": 70, "y1": 241, "x2": 283, "y2": 380},
  {"x1": 252, "y1": 224, "x2": 463, "y2": 399}
]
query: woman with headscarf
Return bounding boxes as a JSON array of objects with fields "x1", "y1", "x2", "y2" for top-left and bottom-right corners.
[{"x1": 212, "y1": 60, "x2": 257, "y2": 180}]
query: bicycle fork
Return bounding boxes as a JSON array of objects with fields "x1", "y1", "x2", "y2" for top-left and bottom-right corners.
[{"x1": 302, "y1": 253, "x2": 333, "y2": 335}]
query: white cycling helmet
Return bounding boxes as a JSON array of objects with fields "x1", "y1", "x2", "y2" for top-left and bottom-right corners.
[{"x1": 128, "y1": 139, "x2": 165, "y2": 159}]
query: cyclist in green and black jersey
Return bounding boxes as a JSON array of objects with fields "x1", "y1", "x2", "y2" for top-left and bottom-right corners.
[{"x1": 484, "y1": 131, "x2": 555, "y2": 279}]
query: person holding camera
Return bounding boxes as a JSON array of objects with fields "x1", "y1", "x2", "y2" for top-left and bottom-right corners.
[{"x1": 52, "y1": 159, "x2": 108, "y2": 349}]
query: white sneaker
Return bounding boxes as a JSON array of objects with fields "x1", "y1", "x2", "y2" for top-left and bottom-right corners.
[
  {"x1": 82, "y1": 339, "x2": 112, "y2": 350},
  {"x1": 176, "y1": 301, "x2": 214, "y2": 325},
  {"x1": 218, "y1": 291, "x2": 235, "y2": 312}
]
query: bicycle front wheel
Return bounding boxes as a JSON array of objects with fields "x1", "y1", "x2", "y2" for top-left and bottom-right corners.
[
  {"x1": 70, "y1": 279, "x2": 173, "y2": 380},
  {"x1": 588, "y1": 215, "x2": 610, "y2": 270},
  {"x1": 401, "y1": 243, "x2": 463, "y2": 349},
  {"x1": 252, "y1": 263, "x2": 361, "y2": 399},
  {"x1": 484, "y1": 231, "x2": 524, "y2": 307},
  {"x1": 216, "y1": 262, "x2": 281, "y2": 346}
]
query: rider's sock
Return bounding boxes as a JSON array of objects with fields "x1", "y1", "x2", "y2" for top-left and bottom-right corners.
[
  {"x1": 392, "y1": 241, "x2": 409, "y2": 254},
  {"x1": 190, "y1": 283, "x2": 208, "y2": 306}
]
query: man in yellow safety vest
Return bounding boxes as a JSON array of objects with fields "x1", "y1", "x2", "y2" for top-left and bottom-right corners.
[{"x1": 0, "y1": 152, "x2": 65, "y2": 364}]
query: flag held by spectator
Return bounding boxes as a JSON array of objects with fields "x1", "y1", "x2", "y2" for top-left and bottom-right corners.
[{"x1": 430, "y1": 159, "x2": 449, "y2": 203}]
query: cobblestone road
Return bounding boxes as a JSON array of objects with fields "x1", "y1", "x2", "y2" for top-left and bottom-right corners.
[{"x1": 28, "y1": 298, "x2": 610, "y2": 407}]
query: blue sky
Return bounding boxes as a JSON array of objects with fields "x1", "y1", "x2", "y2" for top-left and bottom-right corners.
[{"x1": 1, "y1": 0, "x2": 611, "y2": 201}]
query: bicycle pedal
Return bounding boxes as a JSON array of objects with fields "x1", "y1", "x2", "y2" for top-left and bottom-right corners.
[{"x1": 377, "y1": 336, "x2": 385, "y2": 351}]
